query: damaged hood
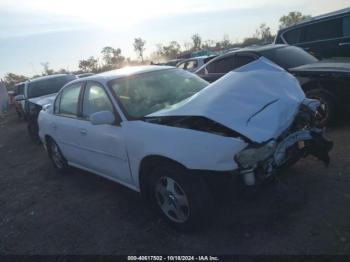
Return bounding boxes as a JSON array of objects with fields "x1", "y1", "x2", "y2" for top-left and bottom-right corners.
[
  {"x1": 148, "y1": 57, "x2": 305, "y2": 143},
  {"x1": 28, "y1": 93, "x2": 57, "y2": 107}
]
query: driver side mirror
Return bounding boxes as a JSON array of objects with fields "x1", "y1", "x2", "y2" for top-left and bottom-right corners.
[
  {"x1": 90, "y1": 111, "x2": 115, "y2": 125},
  {"x1": 14, "y1": 94, "x2": 25, "y2": 102}
]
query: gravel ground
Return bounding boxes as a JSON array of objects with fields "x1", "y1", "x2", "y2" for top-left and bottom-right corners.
[{"x1": 0, "y1": 108, "x2": 350, "y2": 255}]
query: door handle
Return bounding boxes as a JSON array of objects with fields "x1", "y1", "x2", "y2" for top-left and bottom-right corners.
[
  {"x1": 79, "y1": 129, "x2": 87, "y2": 135},
  {"x1": 339, "y1": 42, "x2": 350, "y2": 46}
]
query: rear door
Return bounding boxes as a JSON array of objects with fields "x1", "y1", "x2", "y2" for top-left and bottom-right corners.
[
  {"x1": 299, "y1": 17, "x2": 343, "y2": 58},
  {"x1": 77, "y1": 81, "x2": 132, "y2": 184},
  {"x1": 283, "y1": 16, "x2": 349, "y2": 59}
]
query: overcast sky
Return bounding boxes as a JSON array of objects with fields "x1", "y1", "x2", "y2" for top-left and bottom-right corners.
[{"x1": 0, "y1": 0, "x2": 349, "y2": 77}]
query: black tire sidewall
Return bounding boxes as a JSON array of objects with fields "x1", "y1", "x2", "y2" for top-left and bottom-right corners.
[
  {"x1": 306, "y1": 90, "x2": 336, "y2": 126},
  {"x1": 47, "y1": 139, "x2": 69, "y2": 172}
]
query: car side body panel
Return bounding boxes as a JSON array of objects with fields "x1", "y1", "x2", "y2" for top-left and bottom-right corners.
[{"x1": 121, "y1": 120, "x2": 248, "y2": 189}]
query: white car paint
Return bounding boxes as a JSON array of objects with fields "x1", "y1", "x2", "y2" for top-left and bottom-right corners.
[
  {"x1": 28, "y1": 93, "x2": 57, "y2": 107},
  {"x1": 38, "y1": 59, "x2": 307, "y2": 192}
]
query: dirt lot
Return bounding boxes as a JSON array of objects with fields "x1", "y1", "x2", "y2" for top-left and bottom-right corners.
[{"x1": 0, "y1": 108, "x2": 350, "y2": 255}]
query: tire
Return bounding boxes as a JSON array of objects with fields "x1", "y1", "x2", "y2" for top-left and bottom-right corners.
[
  {"x1": 27, "y1": 118, "x2": 41, "y2": 145},
  {"x1": 47, "y1": 138, "x2": 69, "y2": 173},
  {"x1": 147, "y1": 162, "x2": 214, "y2": 231},
  {"x1": 306, "y1": 90, "x2": 336, "y2": 127}
]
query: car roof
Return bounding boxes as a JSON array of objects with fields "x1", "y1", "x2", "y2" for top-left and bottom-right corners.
[
  {"x1": 211, "y1": 44, "x2": 288, "y2": 59},
  {"x1": 28, "y1": 74, "x2": 75, "y2": 83},
  {"x1": 68, "y1": 65, "x2": 175, "y2": 84},
  {"x1": 279, "y1": 7, "x2": 350, "y2": 32},
  {"x1": 179, "y1": 56, "x2": 214, "y2": 62}
]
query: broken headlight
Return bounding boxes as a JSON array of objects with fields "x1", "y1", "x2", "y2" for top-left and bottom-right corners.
[{"x1": 235, "y1": 140, "x2": 276, "y2": 168}]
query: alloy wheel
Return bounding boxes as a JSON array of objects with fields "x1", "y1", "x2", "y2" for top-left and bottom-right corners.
[{"x1": 155, "y1": 176, "x2": 190, "y2": 223}]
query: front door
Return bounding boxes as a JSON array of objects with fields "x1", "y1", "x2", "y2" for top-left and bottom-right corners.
[{"x1": 77, "y1": 81, "x2": 132, "y2": 184}]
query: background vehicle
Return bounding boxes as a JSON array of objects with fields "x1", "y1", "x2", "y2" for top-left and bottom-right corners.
[
  {"x1": 195, "y1": 44, "x2": 350, "y2": 125},
  {"x1": 21, "y1": 74, "x2": 77, "y2": 143},
  {"x1": 274, "y1": 7, "x2": 350, "y2": 59},
  {"x1": 176, "y1": 55, "x2": 217, "y2": 72},
  {"x1": 38, "y1": 63, "x2": 331, "y2": 230},
  {"x1": 14, "y1": 82, "x2": 26, "y2": 118}
]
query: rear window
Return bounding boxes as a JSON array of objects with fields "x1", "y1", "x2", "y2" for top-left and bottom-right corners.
[
  {"x1": 261, "y1": 46, "x2": 318, "y2": 68},
  {"x1": 27, "y1": 75, "x2": 76, "y2": 98},
  {"x1": 207, "y1": 56, "x2": 235, "y2": 73},
  {"x1": 235, "y1": 55, "x2": 257, "y2": 68}
]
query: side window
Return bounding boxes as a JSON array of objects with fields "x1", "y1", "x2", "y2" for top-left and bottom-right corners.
[
  {"x1": 177, "y1": 62, "x2": 186, "y2": 69},
  {"x1": 301, "y1": 18, "x2": 342, "y2": 42},
  {"x1": 283, "y1": 28, "x2": 301, "y2": 44},
  {"x1": 186, "y1": 60, "x2": 198, "y2": 70},
  {"x1": 58, "y1": 83, "x2": 82, "y2": 117},
  {"x1": 207, "y1": 56, "x2": 234, "y2": 73},
  {"x1": 235, "y1": 55, "x2": 257, "y2": 68},
  {"x1": 82, "y1": 82, "x2": 113, "y2": 119},
  {"x1": 343, "y1": 16, "x2": 350, "y2": 37}
]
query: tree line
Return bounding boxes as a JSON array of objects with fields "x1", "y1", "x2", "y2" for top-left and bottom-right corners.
[{"x1": 3, "y1": 11, "x2": 310, "y2": 90}]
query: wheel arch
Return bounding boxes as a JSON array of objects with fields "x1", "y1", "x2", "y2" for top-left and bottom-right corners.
[
  {"x1": 302, "y1": 80, "x2": 337, "y2": 102},
  {"x1": 138, "y1": 155, "x2": 185, "y2": 200}
]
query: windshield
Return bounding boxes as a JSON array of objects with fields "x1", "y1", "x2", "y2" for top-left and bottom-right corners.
[
  {"x1": 27, "y1": 75, "x2": 76, "y2": 98},
  {"x1": 261, "y1": 46, "x2": 318, "y2": 69},
  {"x1": 109, "y1": 69, "x2": 209, "y2": 118}
]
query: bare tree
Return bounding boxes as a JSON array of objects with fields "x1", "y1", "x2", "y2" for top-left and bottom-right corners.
[
  {"x1": 279, "y1": 11, "x2": 311, "y2": 29},
  {"x1": 133, "y1": 38, "x2": 146, "y2": 62},
  {"x1": 40, "y1": 62, "x2": 54, "y2": 75},
  {"x1": 191, "y1": 34, "x2": 202, "y2": 51},
  {"x1": 78, "y1": 56, "x2": 99, "y2": 73}
]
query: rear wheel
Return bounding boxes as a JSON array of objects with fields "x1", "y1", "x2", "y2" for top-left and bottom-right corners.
[
  {"x1": 47, "y1": 138, "x2": 69, "y2": 172},
  {"x1": 147, "y1": 162, "x2": 213, "y2": 231},
  {"x1": 306, "y1": 90, "x2": 336, "y2": 127}
]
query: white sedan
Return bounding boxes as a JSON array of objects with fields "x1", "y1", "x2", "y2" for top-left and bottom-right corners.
[{"x1": 38, "y1": 58, "x2": 332, "y2": 230}]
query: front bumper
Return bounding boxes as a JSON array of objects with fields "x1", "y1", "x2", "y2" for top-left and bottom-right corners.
[
  {"x1": 274, "y1": 128, "x2": 333, "y2": 167},
  {"x1": 237, "y1": 127, "x2": 333, "y2": 186}
]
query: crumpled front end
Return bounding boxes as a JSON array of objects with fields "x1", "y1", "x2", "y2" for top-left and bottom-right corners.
[{"x1": 235, "y1": 99, "x2": 333, "y2": 186}]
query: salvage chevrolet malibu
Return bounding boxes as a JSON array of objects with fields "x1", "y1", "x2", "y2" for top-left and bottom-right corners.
[{"x1": 38, "y1": 58, "x2": 332, "y2": 230}]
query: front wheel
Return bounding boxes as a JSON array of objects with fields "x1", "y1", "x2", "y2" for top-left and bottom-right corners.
[{"x1": 148, "y1": 162, "x2": 214, "y2": 231}]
